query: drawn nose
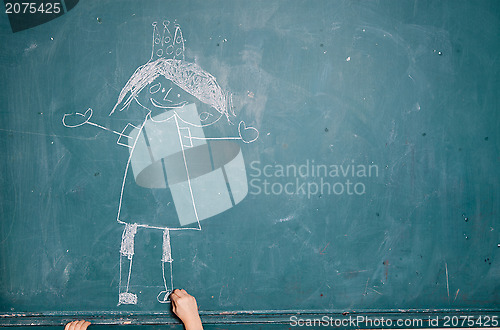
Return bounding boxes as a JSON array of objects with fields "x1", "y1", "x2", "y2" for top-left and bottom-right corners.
[{"x1": 163, "y1": 87, "x2": 173, "y2": 102}]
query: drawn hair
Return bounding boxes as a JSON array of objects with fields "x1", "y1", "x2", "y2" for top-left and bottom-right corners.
[{"x1": 111, "y1": 57, "x2": 233, "y2": 119}]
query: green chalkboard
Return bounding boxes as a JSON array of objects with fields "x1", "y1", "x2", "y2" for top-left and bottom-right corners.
[{"x1": 1, "y1": 0, "x2": 499, "y2": 327}]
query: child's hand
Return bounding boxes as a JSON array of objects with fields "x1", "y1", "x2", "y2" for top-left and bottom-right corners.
[
  {"x1": 64, "y1": 320, "x2": 91, "y2": 330},
  {"x1": 170, "y1": 289, "x2": 203, "y2": 330}
]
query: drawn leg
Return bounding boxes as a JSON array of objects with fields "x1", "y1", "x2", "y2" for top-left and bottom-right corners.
[
  {"x1": 118, "y1": 223, "x2": 138, "y2": 305},
  {"x1": 157, "y1": 228, "x2": 174, "y2": 303}
]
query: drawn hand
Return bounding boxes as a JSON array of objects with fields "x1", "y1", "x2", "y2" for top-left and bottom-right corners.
[
  {"x1": 238, "y1": 121, "x2": 259, "y2": 143},
  {"x1": 170, "y1": 289, "x2": 203, "y2": 330},
  {"x1": 62, "y1": 108, "x2": 93, "y2": 128},
  {"x1": 64, "y1": 320, "x2": 91, "y2": 330}
]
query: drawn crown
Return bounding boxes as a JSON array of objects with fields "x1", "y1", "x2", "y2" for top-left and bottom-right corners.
[{"x1": 150, "y1": 20, "x2": 185, "y2": 62}]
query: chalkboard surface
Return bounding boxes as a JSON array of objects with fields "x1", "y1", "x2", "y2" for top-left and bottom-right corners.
[{"x1": 1, "y1": 0, "x2": 499, "y2": 326}]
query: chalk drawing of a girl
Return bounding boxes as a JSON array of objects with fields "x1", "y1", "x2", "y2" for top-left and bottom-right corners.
[{"x1": 63, "y1": 21, "x2": 258, "y2": 305}]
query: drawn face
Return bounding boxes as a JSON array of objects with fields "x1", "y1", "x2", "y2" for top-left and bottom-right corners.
[
  {"x1": 145, "y1": 76, "x2": 223, "y2": 126},
  {"x1": 148, "y1": 76, "x2": 189, "y2": 110}
]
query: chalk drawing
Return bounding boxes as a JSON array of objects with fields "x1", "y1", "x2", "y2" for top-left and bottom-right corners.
[{"x1": 62, "y1": 20, "x2": 259, "y2": 305}]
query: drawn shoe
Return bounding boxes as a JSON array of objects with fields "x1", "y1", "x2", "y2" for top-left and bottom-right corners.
[
  {"x1": 118, "y1": 292, "x2": 138, "y2": 305},
  {"x1": 157, "y1": 290, "x2": 171, "y2": 303}
]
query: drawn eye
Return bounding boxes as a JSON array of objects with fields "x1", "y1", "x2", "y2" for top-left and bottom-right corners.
[
  {"x1": 149, "y1": 82, "x2": 161, "y2": 94},
  {"x1": 199, "y1": 112, "x2": 213, "y2": 121}
]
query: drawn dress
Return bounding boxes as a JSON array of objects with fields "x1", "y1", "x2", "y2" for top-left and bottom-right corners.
[{"x1": 117, "y1": 103, "x2": 248, "y2": 229}]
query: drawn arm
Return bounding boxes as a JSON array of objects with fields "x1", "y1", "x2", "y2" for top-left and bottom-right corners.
[
  {"x1": 186, "y1": 120, "x2": 259, "y2": 144},
  {"x1": 62, "y1": 108, "x2": 137, "y2": 148}
]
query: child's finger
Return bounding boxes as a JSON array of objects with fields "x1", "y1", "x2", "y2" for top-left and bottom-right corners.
[
  {"x1": 173, "y1": 288, "x2": 188, "y2": 297},
  {"x1": 170, "y1": 291, "x2": 180, "y2": 302},
  {"x1": 65, "y1": 320, "x2": 90, "y2": 330},
  {"x1": 64, "y1": 321, "x2": 73, "y2": 330},
  {"x1": 171, "y1": 289, "x2": 186, "y2": 298},
  {"x1": 76, "y1": 320, "x2": 90, "y2": 330},
  {"x1": 170, "y1": 298, "x2": 178, "y2": 314},
  {"x1": 66, "y1": 320, "x2": 77, "y2": 330}
]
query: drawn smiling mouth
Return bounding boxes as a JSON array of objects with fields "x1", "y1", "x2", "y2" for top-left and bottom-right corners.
[{"x1": 150, "y1": 98, "x2": 187, "y2": 109}]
